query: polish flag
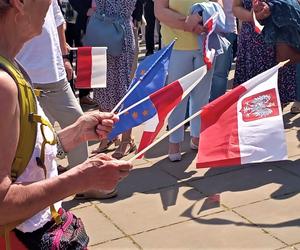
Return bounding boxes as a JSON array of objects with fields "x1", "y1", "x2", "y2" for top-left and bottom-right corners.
[
  {"x1": 252, "y1": 4, "x2": 264, "y2": 34},
  {"x1": 75, "y1": 47, "x2": 107, "y2": 89},
  {"x1": 203, "y1": 13, "x2": 218, "y2": 70},
  {"x1": 197, "y1": 63, "x2": 287, "y2": 168},
  {"x1": 137, "y1": 65, "x2": 208, "y2": 158}
]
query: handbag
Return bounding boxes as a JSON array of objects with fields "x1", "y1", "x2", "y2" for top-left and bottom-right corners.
[
  {"x1": 14, "y1": 209, "x2": 89, "y2": 250},
  {"x1": 83, "y1": 1, "x2": 125, "y2": 57}
]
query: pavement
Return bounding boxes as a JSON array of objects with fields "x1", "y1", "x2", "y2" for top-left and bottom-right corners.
[{"x1": 57, "y1": 53, "x2": 300, "y2": 249}]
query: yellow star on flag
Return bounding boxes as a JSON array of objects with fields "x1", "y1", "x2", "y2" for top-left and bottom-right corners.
[
  {"x1": 132, "y1": 112, "x2": 138, "y2": 120},
  {"x1": 140, "y1": 69, "x2": 146, "y2": 75},
  {"x1": 142, "y1": 110, "x2": 149, "y2": 116}
]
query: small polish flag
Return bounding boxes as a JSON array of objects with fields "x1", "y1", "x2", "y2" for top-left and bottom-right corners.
[
  {"x1": 203, "y1": 13, "x2": 218, "y2": 70},
  {"x1": 137, "y1": 65, "x2": 208, "y2": 158},
  {"x1": 75, "y1": 47, "x2": 107, "y2": 89},
  {"x1": 252, "y1": 8, "x2": 264, "y2": 33},
  {"x1": 197, "y1": 63, "x2": 287, "y2": 168}
]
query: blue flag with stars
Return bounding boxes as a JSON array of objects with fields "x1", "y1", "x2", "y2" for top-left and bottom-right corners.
[{"x1": 108, "y1": 40, "x2": 175, "y2": 140}]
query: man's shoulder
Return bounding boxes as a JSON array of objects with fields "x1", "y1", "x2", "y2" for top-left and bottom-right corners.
[{"x1": 0, "y1": 70, "x2": 18, "y2": 110}]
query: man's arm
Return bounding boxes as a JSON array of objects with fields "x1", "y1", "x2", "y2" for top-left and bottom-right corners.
[
  {"x1": 0, "y1": 71, "x2": 82, "y2": 225},
  {"x1": 154, "y1": 0, "x2": 188, "y2": 30},
  {"x1": 232, "y1": 0, "x2": 253, "y2": 22}
]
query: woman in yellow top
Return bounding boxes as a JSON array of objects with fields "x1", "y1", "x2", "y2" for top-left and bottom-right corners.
[{"x1": 155, "y1": 0, "x2": 221, "y2": 162}]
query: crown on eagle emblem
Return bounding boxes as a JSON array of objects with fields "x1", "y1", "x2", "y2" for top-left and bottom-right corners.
[{"x1": 240, "y1": 89, "x2": 279, "y2": 122}]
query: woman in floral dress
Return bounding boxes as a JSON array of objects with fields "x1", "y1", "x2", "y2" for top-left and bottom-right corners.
[
  {"x1": 93, "y1": 0, "x2": 137, "y2": 158},
  {"x1": 233, "y1": 0, "x2": 296, "y2": 105}
]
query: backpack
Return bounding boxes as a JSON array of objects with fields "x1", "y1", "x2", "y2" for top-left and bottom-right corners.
[
  {"x1": 0, "y1": 55, "x2": 61, "y2": 250},
  {"x1": 0, "y1": 55, "x2": 38, "y2": 182}
]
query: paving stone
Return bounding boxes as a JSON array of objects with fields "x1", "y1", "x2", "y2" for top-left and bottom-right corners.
[
  {"x1": 234, "y1": 193, "x2": 300, "y2": 245},
  {"x1": 188, "y1": 163, "x2": 300, "y2": 208},
  {"x1": 89, "y1": 238, "x2": 140, "y2": 249},
  {"x1": 294, "y1": 244, "x2": 300, "y2": 250},
  {"x1": 71, "y1": 206, "x2": 124, "y2": 246},
  {"x1": 61, "y1": 196, "x2": 92, "y2": 211},
  {"x1": 284, "y1": 130, "x2": 300, "y2": 158},
  {"x1": 95, "y1": 185, "x2": 224, "y2": 235},
  {"x1": 108, "y1": 164, "x2": 179, "y2": 199},
  {"x1": 283, "y1": 109, "x2": 300, "y2": 131},
  {"x1": 274, "y1": 156, "x2": 300, "y2": 177},
  {"x1": 132, "y1": 211, "x2": 284, "y2": 249},
  {"x1": 280, "y1": 246, "x2": 300, "y2": 250}
]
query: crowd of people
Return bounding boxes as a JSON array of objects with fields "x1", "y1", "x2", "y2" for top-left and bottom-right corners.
[{"x1": 0, "y1": 0, "x2": 299, "y2": 248}]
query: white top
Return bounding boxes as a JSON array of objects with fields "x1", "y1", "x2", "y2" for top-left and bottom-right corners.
[
  {"x1": 223, "y1": 0, "x2": 238, "y2": 34},
  {"x1": 16, "y1": 0, "x2": 66, "y2": 84},
  {"x1": 16, "y1": 103, "x2": 61, "y2": 233}
]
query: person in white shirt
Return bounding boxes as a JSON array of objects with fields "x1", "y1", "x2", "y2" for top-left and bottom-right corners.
[{"x1": 17, "y1": 0, "x2": 88, "y2": 169}]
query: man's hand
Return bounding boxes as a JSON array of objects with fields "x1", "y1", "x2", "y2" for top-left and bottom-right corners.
[
  {"x1": 77, "y1": 153, "x2": 133, "y2": 192},
  {"x1": 76, "y1": 112, "x2": 119, "y2": 142},
  {"x1": 184, "y1": 13, "x2": 207, "y2": 35},
  {"x1": 253, "y1": 0, "x2": 271, "y2": 20}
]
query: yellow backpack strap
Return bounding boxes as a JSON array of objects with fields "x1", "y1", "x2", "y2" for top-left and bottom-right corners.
[
  {"x1": 0, "y1": 57, "x2": 62, "y2": 250},
  {"x1": 0, "y1": 56, "x2": 37, "y2": 182}
]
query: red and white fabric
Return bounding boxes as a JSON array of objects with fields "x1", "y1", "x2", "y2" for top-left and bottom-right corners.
[
  {"x1": 197, "y1": 64, "x2": 287, "y2": 168},
  {"x1": 252, "y1": 6, "x2": 264, "y2": 34},
  {"x1": 75, "y1": 47, "x2": 107, "y2": 89},
  {"x1": 137, "y1": 65, "x2": 208, "y2": 158},
  {"x1": 203, "y1": 13, "x2": 218, "y2": 70}
]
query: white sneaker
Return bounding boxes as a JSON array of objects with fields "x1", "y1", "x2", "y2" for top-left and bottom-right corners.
[
  {"x1": 168, "y1": 152, "x2": 182, "y2": 162},
  {"x1": 168, "y1": 143, "x2": 181, "y2": 162}
]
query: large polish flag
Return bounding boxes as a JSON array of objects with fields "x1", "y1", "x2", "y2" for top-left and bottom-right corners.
[
  {"x1": 137, "y1": 65, "x2": 208, "y2": 158},
  {"x1": 75, "y1": 47, "x2": 107, "y2": 89},
  {"x1": 197, "y1": 63, "x2": 287, "y2": 168}
]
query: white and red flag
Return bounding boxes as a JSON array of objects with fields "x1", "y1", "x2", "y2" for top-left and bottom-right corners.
[
  {"x1": 203, "y1": 13, "x2": 218, "y2": 70},
  {"x1": 197, "y1": 64, "x2": 287, "y2": 168},
  {"x1": 252, "y1": 0, "x2": 264, "y2": 34},
  {"x1": 75, "y1": 47, "x2": 107, "y2": 89},
  {"x1": 136, "y1": 65, "x2": 208, "y2": 158}
]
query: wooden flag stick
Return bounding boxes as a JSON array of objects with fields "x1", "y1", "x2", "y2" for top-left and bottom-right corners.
[
  {"x1": 278, "y1": 59, "x2": 290, "y2": 67},
  {"x1": 129, "y1": 109, "x2": 203, "y2": 162}
]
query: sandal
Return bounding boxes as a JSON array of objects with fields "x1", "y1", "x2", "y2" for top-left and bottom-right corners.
[
  {"x1": 290, "y1": 105, "x2": 300, "y2": 114},
  {"x1": 74, "y1": 189, "x2": 118, "y2": 200},
  {"x1": 112, "y1": 139, "x2": 137, "y2": 159},
  {"x1": 92, "y1": 138, "x2": 120, "y2": 154}
]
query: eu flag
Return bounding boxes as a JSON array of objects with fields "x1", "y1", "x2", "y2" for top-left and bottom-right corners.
[{"x1": 108, "y1": 40, "x2": 175, "y2": 140}]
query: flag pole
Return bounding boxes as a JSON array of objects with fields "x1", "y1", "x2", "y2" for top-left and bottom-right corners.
[
  {"x1": 111, "y1": 39, "x2": 177, "y2": 114},
  {"x1": 129, "y1": 109, "x2": 203, "y2": 162},
  {"x1": 118, "y1": 95, "x2": 149, "y2": 116}
]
